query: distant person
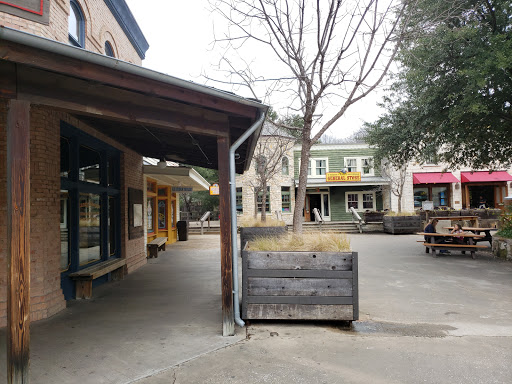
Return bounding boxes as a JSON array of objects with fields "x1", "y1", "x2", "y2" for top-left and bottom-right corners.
[
  {"x1": 424, "y1": 218, "x2": 449, "y2": 253},
  {"x1": 478, "y1": 195, "x2": 487, "y2": 209}
]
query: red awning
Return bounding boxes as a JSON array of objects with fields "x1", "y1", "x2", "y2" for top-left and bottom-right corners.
[
  {"x1": 413, "y1": 172, "x2": 459, "y2": 184},
  {"x1": 460, "y1": 171, "x2": 512, "y2": 183}
]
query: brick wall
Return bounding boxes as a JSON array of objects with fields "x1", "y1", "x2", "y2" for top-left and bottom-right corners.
[
  {"x1": 0, "y1": 0, "x2": 142, "y2": 64},
  {"x1": 0, "y1": 101, "x2": 146, "y2": 327}
]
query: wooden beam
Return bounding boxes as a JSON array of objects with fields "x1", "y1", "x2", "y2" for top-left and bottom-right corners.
[
  {"x1": 217, "y1": 136, "x2": 235, "y2": 336},
  {"x1": 0, "y1": 60, "x2": 17, "y2": 99},
  {"x1": 7, "y1": 99, "x2": 31, "y2": 384},
  {"x1": 16, "y1": 66, "x2": 230, "y2": 138},
  {"x1": 0, "y1": 40, "x2": 258, "y2": 119}
]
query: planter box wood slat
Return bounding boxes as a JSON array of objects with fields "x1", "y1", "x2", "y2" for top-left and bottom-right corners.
[
  {"x1": 242, "y1": 250, "x2": 358, "y2": 321},
  {"x1": 246, "y1": 304, "x2": 354, "y2": 320},
  {"x1": 383, "y1": 216, "x2": 421, "y2": 234}
]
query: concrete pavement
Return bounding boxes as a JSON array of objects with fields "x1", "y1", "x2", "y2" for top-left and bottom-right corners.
[{"x1": 1, "y1": 233, "x2": 511, "y2": 383}]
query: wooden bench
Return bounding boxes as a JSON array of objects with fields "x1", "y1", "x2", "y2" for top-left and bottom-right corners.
[
  {"x1": 69, "y1": 258, "x2": 126, "y2": 299},
  {"x1": 422, "y1": 243, "x2": 488, "y2": 259},
  {"x1": 147, "y1": 237, "x2": 168, "y2": 258}
]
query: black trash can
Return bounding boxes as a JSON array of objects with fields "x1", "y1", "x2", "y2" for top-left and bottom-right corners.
[{"x1": 177, "y1": 221, "x2": 188, "y2": 241}]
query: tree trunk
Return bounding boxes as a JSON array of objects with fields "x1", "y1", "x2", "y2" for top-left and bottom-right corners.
[
  {"x1": 261, "y1": 180, "x2": 267, "y2": 222},
  {"x1": 253, "y1": 188, "x2": 259, "y2": 219},
  {"x1": 292, "y1": 140, "x2": 312, "y2": 233}
]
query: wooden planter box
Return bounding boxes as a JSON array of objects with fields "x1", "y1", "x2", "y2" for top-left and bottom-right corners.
[
  {"x1": 242, "y1": 250, "x2": 358, "y2": 321},
  {"x1": 239, "y1": 226, "x2": 288, "y2": 250},
  {"x1": 363, "y1": 212, "x2": 385, "y2": 223},
  {"x1": 383, "y1": 216, "x2": 421, "y2": 234}
]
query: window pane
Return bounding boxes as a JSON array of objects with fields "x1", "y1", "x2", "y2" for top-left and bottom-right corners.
[
  {"x1": 60, "y1": 137, "x2": 70, "y2": 178},
  {"x1": 307, "y1": 161, "x2": 311, "y2": 176},
  {"x1": 316, "y1": 160, "x2": 326, "y2": 175},
  {"x1": 432, "y1": 186, "x2": 448, "y2": 208},
  {"x1": 105, "y1": 41, "x2": 115, "y2": 57},
  {"x1": 79, "y1": 193, "x2": 101, "y2": 265},
  {"x1": 281, "y1": 187, "x2": 290, "y2": 212},
  {"x1": 346, "y1": 159, "x2": 357, "y2": 172},
  {"x1": 158, "y1": 200, "x2": 167, "y2": 229},
  {"x1": 257, "y1": 187, "x2": 270, "y2": 212},
  {"x1": 363, "y1": 193, "x2": 374, "y2": 209},
  {"x1": 108, "y1": 197, "x2": 117, "y2": 256},
  {"x1": 323, "y1": 194, "x2": 329, "y2": 216},
  {"x1": 107, "y1": 156, "x2": 118, "y2": 187},
  {"x1": 158, "y1": 188, "x2": 167, "y2": 197},
  {"x1": 68, "y1": 6, "x2": 79, "y2": 41},
  {"x1": 147, "y1": 198, "x2": 154, "y2": 232},
  {"x1": 347, "y1": 193, "x2": 359, "y2": 209},
  {"x1": 79, "y1": 146, "x2": 100, "y2": 184},
  {"x1": 362, "y1": 159, "x2": 372, "y2": 175},
  {"x1": 60, "y1": 191, "x2": 70, "y2": 271},
  {"x1": 236, "y1": 187, "x2": 243, "y2": 213},
  {"x1": 413, "y1": 188, "x2": 428, "y2": 208},
  {"x1": 282, "y1": 157, "x2": 289, "y2": 175}
]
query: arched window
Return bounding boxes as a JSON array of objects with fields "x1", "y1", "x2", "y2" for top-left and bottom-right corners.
[
  {"x1": 105, "y1": 41, "x2": 115, "y2": 57},
  {"x1": 69, "y1": 1, "x2": 85, "y2": 48},
  {"x1": 282, "y1": 157, "x2": 289, "y2": 175}
]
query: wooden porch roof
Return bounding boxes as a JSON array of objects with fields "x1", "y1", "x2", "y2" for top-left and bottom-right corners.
[{"x1": 0, "y1": 27, "x2": 267, "y2": 173}]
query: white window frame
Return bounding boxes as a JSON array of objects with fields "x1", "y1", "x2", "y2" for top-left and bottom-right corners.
[
  {"x1": 343, "y1": 157, "x2": 374, "y2": 176},
  {"x1": 301, "y1": 157, "x2": 329, "y2": 178},
  {"x1": 345, "y1": 191, "x2": 376, "y2": 212}
]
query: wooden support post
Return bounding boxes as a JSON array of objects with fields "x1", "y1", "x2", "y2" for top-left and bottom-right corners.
[
  {"x1": 7, "y1": 99, "x2": 31, "y2": 384},
  {"x1": 217, "y1": 136, "x2": 235, "y2": 336}
]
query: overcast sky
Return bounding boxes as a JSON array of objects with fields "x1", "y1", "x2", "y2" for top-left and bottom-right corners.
[{"x1": 124, "y1": 0, "x2": 388, "y2": 139}]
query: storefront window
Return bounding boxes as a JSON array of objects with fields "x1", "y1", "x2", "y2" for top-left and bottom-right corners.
[
  {"x1": 79, "y1": 146, "x2": 100, "y2": 184},
  {"x1": 60, "y1": 191, "x2": 70, "y2": 271},
  {"x1": 147, "y1": 197, "x2": 155, "y2": 233},
  {"x1": 108, "y1": 196, "x2": 117, "y2": 256},
  {"x1": 79, "y1": 193, "x2": 101, "y2": 265},
  {"x1": 432, "y1": 186, "x2": 449, "y2": 207},
  {"x1": 281, "y1": 187, "x2": 291, "y2": 212},
  {"x1": 347, "y1": 193, "x2": 359, "y2": 209},
  {"x1": 158, "y1": 200, "x2": 167, "y2": 229},
  {"x1": 414, "y1": 188, "x2": 428, "y2": 208},
  {"x1": 60, "y1": 137, "x2": 70, "y2": 178}
]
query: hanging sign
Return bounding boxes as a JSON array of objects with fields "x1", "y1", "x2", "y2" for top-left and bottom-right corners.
[
  {"x1": 209, "y1": 183, "x2": 220, "y2": 195},
  {"x1": 172, "y1": 186, "x2": 193, "y2": 193},
  {"x1": 326, "y1": 172, "x2": 361, "y2": 182}
]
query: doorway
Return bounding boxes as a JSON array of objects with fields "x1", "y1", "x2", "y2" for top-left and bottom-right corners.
[{"x1": 305, "y1": 190, "x2": 330, "y2": 221}]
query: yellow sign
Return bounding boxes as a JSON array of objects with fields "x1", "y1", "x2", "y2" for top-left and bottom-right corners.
[
  {"x1": 326, "y1": 172, "x2": 361, "y2": 182},
  {"x1": 209, "y1": 183, "x2": 220, "y2": 195}
]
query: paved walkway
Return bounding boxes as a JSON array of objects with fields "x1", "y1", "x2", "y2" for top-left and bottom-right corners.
[{"x1": 1, "y1": 233, "x2": 511, "y2": 383}]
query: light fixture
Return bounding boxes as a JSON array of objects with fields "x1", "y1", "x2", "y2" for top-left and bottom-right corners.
[{"x1": 157, "y1": 159, "x2": 167, "y2": 169}]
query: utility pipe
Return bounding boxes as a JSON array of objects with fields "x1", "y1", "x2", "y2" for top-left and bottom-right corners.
[{"x1": 229, "y1": 112, "x2": 266, "y2": 327}]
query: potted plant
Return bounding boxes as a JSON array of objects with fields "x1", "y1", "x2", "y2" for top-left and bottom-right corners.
[
  {"x1": 492, "y1": 205, "x2": 512, "y2": 261},
  {"x1": 242, "y1": 233, "x2": 358, "y2": 322},
  {"x1": 239, "y1": 218, "x2": 287, "y2": 250}
]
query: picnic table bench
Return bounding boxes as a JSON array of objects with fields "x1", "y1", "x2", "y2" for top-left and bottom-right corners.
[
  {"x1": 69, "y1": 258, "x2": 126, "y2": 299},
  {"x1": 417, "y1": 232, "x2": 486, "y2": 259},
  {"x1": 444, "y1": 227, "x2": 497, "y2": 246},
  {"x1": 433, "y1": 215, "x2": 480, "y2": 227},
  {"x1": 147, "y1": 237, "x2": 168, "y2": 258}
]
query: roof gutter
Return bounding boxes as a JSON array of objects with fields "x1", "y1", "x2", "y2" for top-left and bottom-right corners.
[
  {"x1": 229, "y1": 112, "x2": 266, "y2": 328},
  {"x1": 0, "y1": 26, "x2": 266, "y2": 110}
]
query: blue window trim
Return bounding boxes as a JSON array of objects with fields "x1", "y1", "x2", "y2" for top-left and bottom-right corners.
[
  {"x1": 69, "y1": 0, "x2": 85, "y2": 48},
  {"x1": 60, "y1": 121, "x2": 121, "y2": 300}
]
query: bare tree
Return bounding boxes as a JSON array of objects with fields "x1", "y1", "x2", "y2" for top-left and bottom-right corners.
[
  {"x1": 247, "y1": 121, "x2": 295, "y2": 221},
  {"x1": 209, "y1": 0, "x2": 415, "y2": 232},
  {"x1": 380, "y1": 161, "x2": 408, "y2": 213}
]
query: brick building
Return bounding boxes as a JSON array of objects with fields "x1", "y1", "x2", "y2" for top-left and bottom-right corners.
[{"x1": 0, "y1": 0, "x2": 266, "y2": 338}]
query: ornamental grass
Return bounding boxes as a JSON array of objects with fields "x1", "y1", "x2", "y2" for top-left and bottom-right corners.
[
  {"x1": 247, "y1": 232, "x2": 351, "y2": 252},
  {"x1": 239, "y1": 218, "x2": 286, "y2": 227}
]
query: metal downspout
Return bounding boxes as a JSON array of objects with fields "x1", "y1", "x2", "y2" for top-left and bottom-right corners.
[{"x1": 229, "y1": 113, "x2": 266, "y2": 327}]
